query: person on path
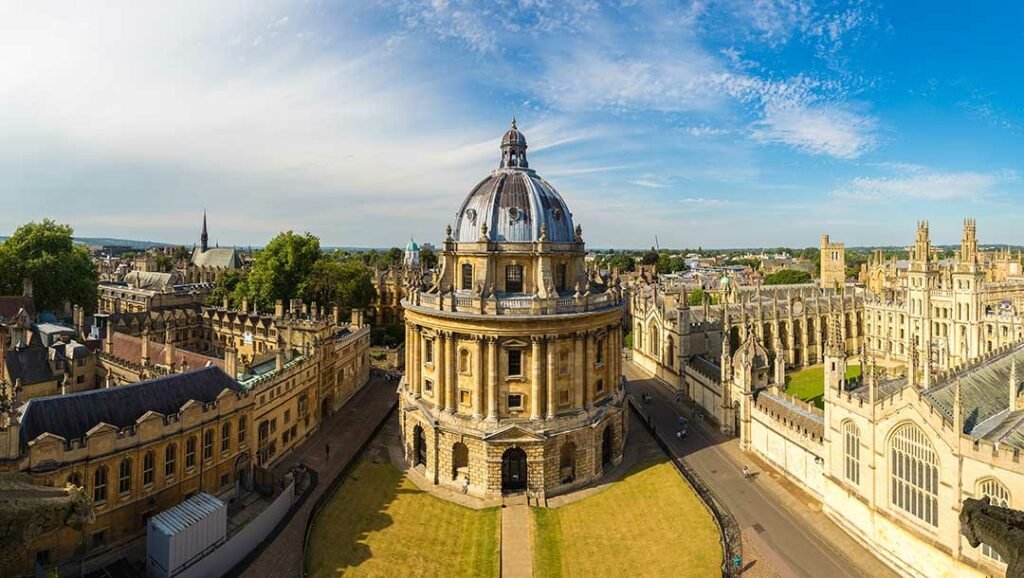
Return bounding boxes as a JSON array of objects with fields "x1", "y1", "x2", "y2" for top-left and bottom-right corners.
[
  {"x1": 325, "y1": 442, "x2": 331, "y2": 461},
  {"x1": 742, "y1": 465, "x2": 751, "y2": 480}
]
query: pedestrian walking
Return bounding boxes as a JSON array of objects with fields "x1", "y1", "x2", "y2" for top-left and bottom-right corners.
[
  {"x1": 675, "y1": 391, "x2": 681, "y2": 403},
  {"x1": 742, "y1": 465, "x2": 751, "y2": 480},
  {"x1": 325, "y1": 442, "x2": 331, "y2": 460}
]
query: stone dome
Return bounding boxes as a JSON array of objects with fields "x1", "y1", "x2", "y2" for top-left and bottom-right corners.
[{"x1": 453, "y1": 120, "x2": 576, "y2": 243}]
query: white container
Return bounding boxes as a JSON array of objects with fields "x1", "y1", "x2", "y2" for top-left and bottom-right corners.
[{"x1": 147, "y1": 493, "x2": 227, "y2": 577}]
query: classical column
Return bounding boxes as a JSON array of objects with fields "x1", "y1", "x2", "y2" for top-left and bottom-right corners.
[
  {"x1": 446, "y1": 333, "x2": 457, "y2": 413},
  {"x1": 487, "y1": 337, "x2": 499, "y2": 420},
  {"x1": 545, "y1": 337, "x2": 556, "y2": 419},
  {"x1": 436, "y1": 332, "x2": 447, "y2": 410},
  {"x1": 585, "y1": 331, "x2": 595, "y2": 408},
  {"x1": 574, "y1": 333, "x2": 585, "y2": 409},
  {"x1": 531, "y1": 337, "x2": 544, "y2": 420},
  {"x1": 473, "y1": 336, "x2": 485, "y2": 418}
]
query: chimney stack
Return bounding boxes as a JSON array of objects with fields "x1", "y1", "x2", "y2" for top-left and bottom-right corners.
[
  {"x1": 351, "y1": 308, "x2": 364, "y2": 328},
  {"x1": 241, "y1": 297, "x2": 248, "y2": 314},
  {"x1": 275, "y1": 342, "x2": 285, "y2": 372},
  {"x1": 165, "y1": 328, "x2": 176, "y2": 371},
  {"x1": 141, "y1": 328, "x2": 150, "y2": 367},
  {"x1": 224, "y1": 347, "x2": 238, "y2": 378},
  {"x1": 104, "y1": 321, "x2": 114, "y2": 354},
  {"x1": 332, "y1": 305, "x2": 340, "y2": 325},
  {"x1": 275, "y1": 299, "x2": 285, "y2": 318}
]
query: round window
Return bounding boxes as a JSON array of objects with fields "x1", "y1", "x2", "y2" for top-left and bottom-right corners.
[
  {"x1": 508, "y1": 207, "x2": 521, "y2": 221},
  {"x1": 552, "y1": 208, "x2": 563, "y2": 221},
  {"x1": 465, "y1": 209, "x2": 477, "y2": 223}
]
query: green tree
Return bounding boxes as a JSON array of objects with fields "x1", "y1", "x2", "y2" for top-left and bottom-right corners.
[
  {"x1": 764, "y1": 269, "x2": 812, "y2": 285},
  {"x1": 385, "y1": 247, "x2": 403, "y2": 267},
  {"x1": 0, "y1": 220, "x2": 98, "y2": 313},
  {"x1": 641, "y1": 248, "x2": 659, "y2": 265},
  {"x1": 687, "y1": 288, "x2": 709, "y2": 306},
  {"x1": 208, "y1": 269, "x2": 245, "y2": 307},
  {"x1": 237, "y1": 231, "x2": 322, "y2": 310},
  {"x1": 605, "y1": 253, "x2": 636, "y2": 273},
  {"x1": 303, "y1": 257, "x2": 375, "y2": 315},
  {"x1": 172, "y1": 246, "x2": 192, "y2": 262},
  {"x1": 155, "y1": 254, "x2": 174, "y2": 272},
  {"x1": 420, "y1": 246, "x2": 438, "y2": 269}
]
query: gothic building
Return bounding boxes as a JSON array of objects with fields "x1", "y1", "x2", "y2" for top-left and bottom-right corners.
[{"x1": 398, "y1": 120, "x2": 627, "y2": 497}]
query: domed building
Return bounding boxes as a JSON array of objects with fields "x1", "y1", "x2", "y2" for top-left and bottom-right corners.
[{"x1": 399, "y1": 120, "x2": 627, "y2": 497}]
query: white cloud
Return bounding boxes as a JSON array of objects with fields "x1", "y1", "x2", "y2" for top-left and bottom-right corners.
[
  {"x1": 677, "y1": 197, "x2": 740, "y2": 207},
  {"x1": 834, "y1": 170, "x2": 1016, "y2": 201},
  {"x1": 751, "y1": 104, "x2": 877, "y2": 158}
]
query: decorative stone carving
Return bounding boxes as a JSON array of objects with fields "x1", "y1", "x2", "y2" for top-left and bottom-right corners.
[{"x1": 961, "y1": 497, "x2": 1024, "y2": 577}]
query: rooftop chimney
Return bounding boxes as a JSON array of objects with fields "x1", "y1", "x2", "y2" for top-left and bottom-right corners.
[{"x1": 224, "y1": 347, "x2": 237, "y2": 378}]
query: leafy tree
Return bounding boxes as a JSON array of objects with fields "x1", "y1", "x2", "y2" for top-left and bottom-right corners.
[
  {"x1": 605, "y1": 253, "x2": 636, "y2": 272},
  {"x1": 208, "y1": 269, "x2": 245, "y2": 307},
  {"x1": 641, "y1": 248, "x2": 659, "y2": 265},
  {"x1": 386, "y1": 247, "x2": 404, "y2": 266},
  {"x1": 764, "y1": 269, "x2": 812, "y2": 285},
  {"x1": 236, "y1": 231, "x2": 322, "y2": 310},
  {"x1": 0, "y1": 220, "x2": 98, "y2": 313},
  {"x1": 172, "y1": 246, "x2": 192, "y2": 262},
  {"x1": 303, "y1": 257, "x2": 375, "y2": 315},
  {"x1": 155, "y1": 254, "x2": 174, "y2": 272},
  {"x1": 420, "y1": 246, "x2": 438, "y2": 269},
  {"x1": 687, "y1": 288, "x2": 709, "y2": 306}
]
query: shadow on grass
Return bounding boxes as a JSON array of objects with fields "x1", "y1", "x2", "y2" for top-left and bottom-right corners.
[{"x1": 305, "y1": 460, "x2": 406, "y2": 577}]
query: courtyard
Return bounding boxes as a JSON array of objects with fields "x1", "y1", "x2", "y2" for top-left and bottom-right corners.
[
  {"x1": 305, "y1": 459, "x2": 501, "y2": 578},
  {"x1": 532, "y1": 457, "x2": 723, "y2": 578},
  {"x1": 785, "y1": 363, "x2": 861, "y2": 408}
]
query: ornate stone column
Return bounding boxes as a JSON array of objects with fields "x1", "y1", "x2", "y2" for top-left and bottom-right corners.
[
  {"x1": 473, "y1": 336, "x2": 484, "y2": 418},
  {"x1": 575, "y1": 332, "x2": 586, "y2": 409},
  {"x1": 436, "y1": 332, "x2": 447, "y2": 410},
  {"x1": 446, "y1": 333, "x2": 457, "y2": 413},
  {"x1": 545, "y1": 337, "x2": 556, "y2": 419},
  {"x1": 487, "y1": 337, "x2": 499, "y2": 420},
  {"x1": 531, "y1": 337, "x2": 543, "y2": 420},
  {"x1": 584, "y1": 331, "x2": 595, "y2": 408}
]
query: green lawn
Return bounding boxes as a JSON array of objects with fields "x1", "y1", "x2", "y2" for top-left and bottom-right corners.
[
  {"x1": 785, "y1": 363, "x2": 861, "y2": 408},
  {"x1": 532, "y1": 459, "x2": 722, "y2": 578},
  {"x1": 306, "y1": 460, "x2": 500, "y2": 577}
]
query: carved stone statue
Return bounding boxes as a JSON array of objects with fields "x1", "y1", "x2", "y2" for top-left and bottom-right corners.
[{"x1": 961, "y1": 497, "x2": 1024, "y2": 577}]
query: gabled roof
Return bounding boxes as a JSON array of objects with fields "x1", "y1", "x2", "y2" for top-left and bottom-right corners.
[
  {"x1": 5, "y1": 346, "x2": 53, "y2": 385},
  {"x1": 18, "y1": 366, "x2": 241, "y2": 447},
  {"x1": 107, "y1": 332, "x2": 222, "y2": 371}
]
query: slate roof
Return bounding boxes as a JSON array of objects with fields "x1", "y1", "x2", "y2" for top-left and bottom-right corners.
[
  {"x1": 191, "y1": 247, "x2": 242, "y2": 269},
  {"x1": 0, "y1": 296, "x2": 34, "y2": 320},
  {"x1": 18, "y1": 366, "x2": 241, "y2": 447},
  {"x1": 925, "y1": 343, "x2": 1024, "y2": 448},
  {"x1": 5, "y1": 346, "x2": 54, "y2": 385}
]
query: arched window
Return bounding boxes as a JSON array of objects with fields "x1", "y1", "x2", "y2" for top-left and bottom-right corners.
[
  {"x1": 559, "y1": 441, "x2": 577, "y2": 483},
  {"x1": 978, "y1": 478, "x2": 1011, "y2": 561},
  {"x1": 452, "y1": 442, "x2": 469, "y2": 481},
  {"x1": 118, "y1": 458, "x2": 132, "y2": 494},
  {"x1": 649, "y1": 326, "x2": 660, "y2": 356},
  {"x1": 165, "y1": 444, "x2": 177, "y2": 477},
  {"x1": 459, "y1": 349, "x2": 471, "y2": 374},
  {"x1": 238, "y1": 416, "x2": 247, "y2": 444},
  {"x1": 461, "y1": 263, "x2": 473, "y2": 291},
  {"x1": 505, "y1": 264, "x2": 524, "y2": 293},
  {"x1": 67, "y1": 472, "x2": 82, "y2": 488},
  {"x1": 143, "y1": 451, "x2": 155, "y2": 486},
  {"x1": 203, "y1": 428, "x2": 215, "y2": 461},
  {"x1": 221, "y1": 421, "x2": 232, "y2": 453},
  {"x1": 889, "y1": 423, "x2": 939, "y2": 526},
  {"x1": 635, "y1": 324, "x2": 643, "y2": 349},
  {"x1": 93, "y1": 466, "x2": 108, "y2": 503},
  {"x1": 666, "y1": 336, "x2": 675, "y2": 369},
  {"x1": 596, "y1": 336, "x2": 605, "y2": 365},
  {"x1": 843, "y1": 421, "x2": 860, "y2": 485},
  {"x1": 186, "y1": 436, "x2": 197, "y2": 469}
]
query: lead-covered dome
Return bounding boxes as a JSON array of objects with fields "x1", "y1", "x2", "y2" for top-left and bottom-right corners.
[{"x1": 453, "y1": 120, "x2": 576, "y2": 243}]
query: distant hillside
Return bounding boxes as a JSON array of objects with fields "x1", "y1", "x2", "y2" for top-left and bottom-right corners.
[{"x1": 73, "y1": 237, "x2": 176, "y2": 249}]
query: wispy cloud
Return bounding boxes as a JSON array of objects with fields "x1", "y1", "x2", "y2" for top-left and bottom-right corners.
[
  {"x1": 678, "y1": 197, "x2": 742, "y2": 207},
  {"x1": 834, "y1": 169, "x2": 1017, "y2": 201},
  {"x1": 751, "y1": 103, "x2": 878, "y2": 158}
]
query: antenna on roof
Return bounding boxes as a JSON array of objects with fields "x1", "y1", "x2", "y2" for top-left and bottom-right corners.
[{"x1": 655, "y1": 235, "x2": 660, "y2": 250}]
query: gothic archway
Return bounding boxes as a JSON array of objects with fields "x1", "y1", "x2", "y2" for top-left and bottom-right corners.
[
  {"x1": 413, "y1": 425, "x2": 427, "y2": 467},
  {"x1": 601, "y1": 426, "x2": 614, "y2": 469}
]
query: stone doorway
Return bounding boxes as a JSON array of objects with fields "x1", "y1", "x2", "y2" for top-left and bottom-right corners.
[{"x1": 501, "y1": 447, "x2": 528, "y2": 492}]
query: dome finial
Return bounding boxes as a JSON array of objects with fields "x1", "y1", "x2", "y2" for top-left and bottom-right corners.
[{"x1": 511, "y1": 116, "x2": 517, "y2": 129}]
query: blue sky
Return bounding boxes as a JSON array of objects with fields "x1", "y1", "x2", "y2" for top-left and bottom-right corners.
[{"x1": 2, "y1": 1, "x2": 1024, "y2": 249}]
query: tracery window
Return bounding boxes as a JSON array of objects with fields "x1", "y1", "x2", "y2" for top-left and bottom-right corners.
[
  {"x1": 889, "y1": 423, "x2": 939, "y2": 526},
  {"x1": 165, "y1": 444, "x2": 177, "y2": 477},
  {"x1": 843, "y1": 421, "x2": 860, "y2": 485},
  {"x1": 93, "y1": 466, "x2": 108, "y2": 503},
  {"x1": 143, "y1": 451, "x2": 155, "y2": 486},
  {"x1": 978, "y1": 479, "x2": 1011, "y2": 561},
  {"x1": 118, "y1": 458, "x2": 132, "y2": 495}
]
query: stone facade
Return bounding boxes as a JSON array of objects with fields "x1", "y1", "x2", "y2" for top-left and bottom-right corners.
[
  {"x1": 397, "y1": 121, "x2": 627, "y2": 498},
  {"x1": 820, "y1": 234, "x2": 846, "y2": 289}
]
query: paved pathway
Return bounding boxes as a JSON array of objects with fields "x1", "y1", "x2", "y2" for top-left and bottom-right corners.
[
  {"x1": 625, "y1": 361, "x2": 897, "y2": 578},
  {"x1": 240, "y1": 377, "x2": 397, "y2": 578},
  {"x1": 501, "y1": 502, "x2": 533, "y2": 578}
]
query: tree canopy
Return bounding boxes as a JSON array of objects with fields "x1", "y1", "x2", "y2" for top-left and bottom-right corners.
[
  {"x1": 0, "y1": 220, "x2": 98, "y2": 313},
  {"x1": 215, "y1": 233, "x2": 376, "y2": 315},
  {"x1": 763, "y1": 269, "x2": 812, "y2": 285},
  {"x1": 605, "y1": 253, "x2": 636, "y2": 273},
  {"x1": 235, "y1": 231, "x2": 323, "y2": 311}
]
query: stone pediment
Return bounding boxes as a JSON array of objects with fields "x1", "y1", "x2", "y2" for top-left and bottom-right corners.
[{"x1": 483, "y1": 424, "x2": 545, "y2": 443}]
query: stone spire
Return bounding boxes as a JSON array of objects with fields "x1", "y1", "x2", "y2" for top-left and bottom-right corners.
[{"x1": 201, "y1": 210, "x2": 209, "y2": 253}]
